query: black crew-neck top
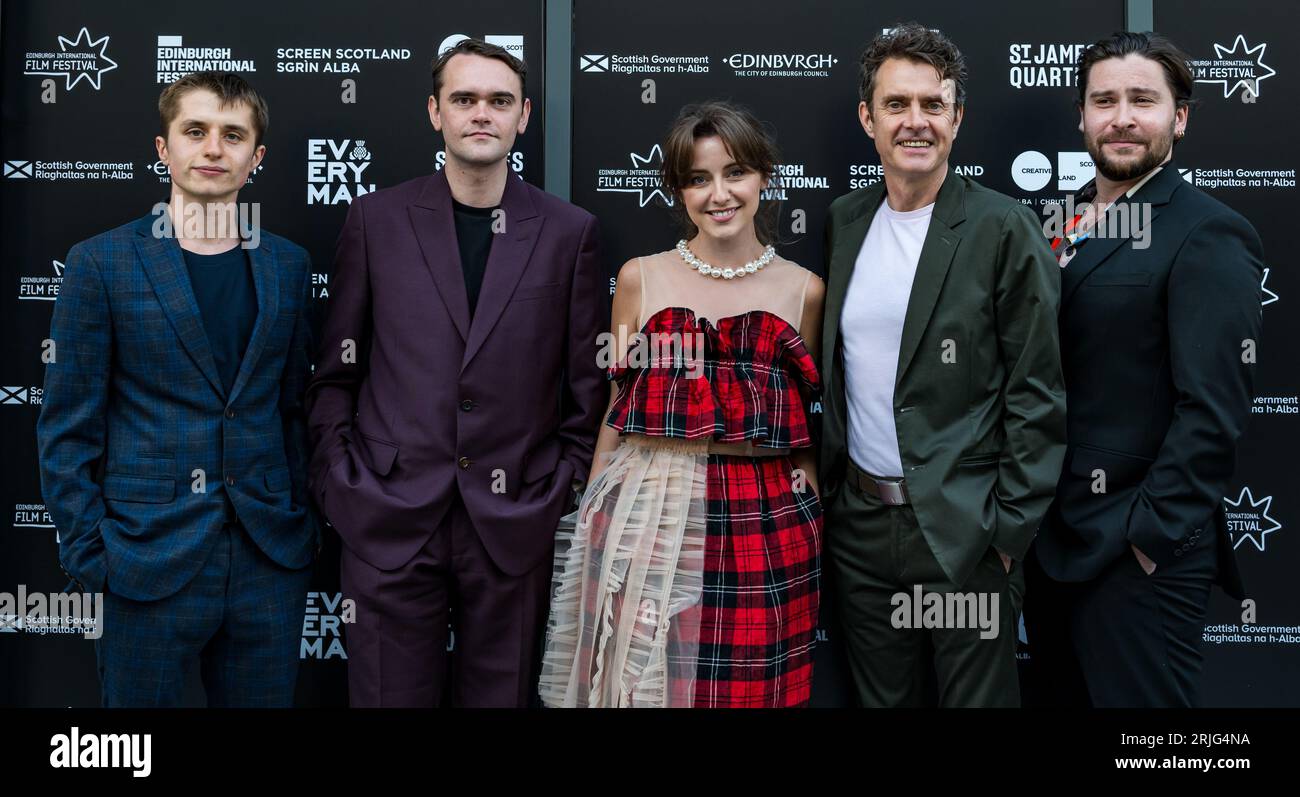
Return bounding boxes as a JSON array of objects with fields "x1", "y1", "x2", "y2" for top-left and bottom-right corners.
[
  {"x1": 180, "y1": 245, "x2": 257, "y2": 395},
  {"x1": 452, "y1": 200, "x2": 498, "y2": 316}
]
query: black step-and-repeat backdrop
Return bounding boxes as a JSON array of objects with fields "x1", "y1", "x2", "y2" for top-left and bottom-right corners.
[
  {"x1": 570, "y1": 0, "x2": 1297, "y2": 708},
  {"x1": 569, "y1": 0, "x2": 1133, "y2": 706},
  {"x1": 2, "y1": 0, "x2": 1294, "y2": 706},
  {"x1": 1158, "y1": 0, "x2": 1298, "y2": 707},
  {"x1": 0, "y1": 0, "x2": 545, "y2": 707}
]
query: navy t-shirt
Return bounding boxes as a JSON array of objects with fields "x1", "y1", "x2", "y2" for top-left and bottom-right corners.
[{"x1": 181, "y1": 245, "x2": 257, "y2": 395}]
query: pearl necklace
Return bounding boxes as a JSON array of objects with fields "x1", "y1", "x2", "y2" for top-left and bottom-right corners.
[{"x1": 676, "y1": 240, "x2": 775, "y2": 280}]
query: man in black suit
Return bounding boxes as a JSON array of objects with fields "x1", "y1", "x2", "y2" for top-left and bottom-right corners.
[{"x1": 1025, "y1": 32, "x2": 1264, "y2": 707}]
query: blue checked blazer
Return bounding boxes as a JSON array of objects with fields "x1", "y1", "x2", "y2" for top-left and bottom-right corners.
[{"x1": 37, "y1": 212, "x2": 318, "y2": 601}]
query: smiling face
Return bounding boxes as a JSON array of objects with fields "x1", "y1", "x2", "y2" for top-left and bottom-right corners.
[
  {"x1": 1079, "y1": 53, "x2": 1187, "y2": 182},
  {"x1": 679, "y1": 135, "x2": 766, "y2": 246},
  {"x1": 860, "y1": 56, "x2": 962, "y2": 183},
  {"x1": 155, "y1": 88, "x2": 264, "y2": 205},
  {"x1": 429, "y1": 53, "x2": 530, "y2": 170}
]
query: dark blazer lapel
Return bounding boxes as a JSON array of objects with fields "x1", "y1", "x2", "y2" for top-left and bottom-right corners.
[
  {"x1": 410, "y1": 171, "x2": 471, "y2": 342},
  {"x1": 896, "y1": 170, "x2": 966, "y2": 383},
  {"x1": 823, "y1": 182, "x2": 886, "y2": 372},
  {"x1": 1061, "y1": 163, "x2": 1182, "y2": 307},
  {"x1": 462, "y1": 174, "x2": 542, "y2": 370},
  {"x1": 227, "y1": 238, "x2": 279, "y2": 404},
  {"x1": 132, "y1": 215, "x2": 226, "y2": 400}
]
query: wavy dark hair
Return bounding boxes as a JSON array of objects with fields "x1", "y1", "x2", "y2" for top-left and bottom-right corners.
[
  {"x1": 1075, "y1": 31, "x2": 1197, "y2": 151},
  {"x1": 659, "y1": 101, "x2": 782, "y2": 245},
  {"x1": 858, "y1": 22, "x2": 967, "y2": 116}
]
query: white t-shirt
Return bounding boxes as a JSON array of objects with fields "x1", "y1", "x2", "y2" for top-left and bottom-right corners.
[{"x1": 841, "y1": 197, "x2": 935, "y2": 478}]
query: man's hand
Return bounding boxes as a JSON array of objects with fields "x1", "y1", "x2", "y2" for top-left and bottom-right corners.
[{"x1": 1132, "y1": 544, "x2": 1157, "y2": 575}]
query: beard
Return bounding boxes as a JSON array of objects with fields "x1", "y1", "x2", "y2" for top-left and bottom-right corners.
[{"x1": 1086, "y1": 121, "x2": 1175, "y2": 182}]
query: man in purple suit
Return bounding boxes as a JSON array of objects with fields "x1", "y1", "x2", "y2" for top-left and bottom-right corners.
[{"x1": 306, "y1": 38, "x2": 607, "y2": 707}]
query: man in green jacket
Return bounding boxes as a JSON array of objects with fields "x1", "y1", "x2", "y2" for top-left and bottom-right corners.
[{"x1": 820, "y1": 22, "x2": 1067, "y2": 707}]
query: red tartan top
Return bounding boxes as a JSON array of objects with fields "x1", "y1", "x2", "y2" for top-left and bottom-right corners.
[{"x1": 606, "y1": 306, "x2": 821, "y2": 449}]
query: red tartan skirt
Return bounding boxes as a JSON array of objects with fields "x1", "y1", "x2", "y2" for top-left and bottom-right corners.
[{"x1": 694, "y1": 452, "x2": 823, "y2": 708}]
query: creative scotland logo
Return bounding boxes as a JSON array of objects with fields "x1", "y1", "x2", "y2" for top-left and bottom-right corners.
[
  {"x1": 1010, "y1": 150, "x2": 1095, "y2": 192},
  {"x1": 440, "y1": 33, "x2": 524, "y2": 62}
]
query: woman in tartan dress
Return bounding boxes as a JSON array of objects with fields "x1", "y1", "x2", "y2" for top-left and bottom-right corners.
[{"x1": 540, "y1": 102, "x2": 826, "y2": 707}]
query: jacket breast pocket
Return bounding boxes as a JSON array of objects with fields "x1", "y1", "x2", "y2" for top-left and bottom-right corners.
[
  {"x1": 1068, "y1": 444, "x2": 1154, "y2": 489},
  {"x1": 102, "y1": 474, "x2": 176, "y2": 504},
  {"x1": 511, "y1": 282, "x2": 565, "y2": 302}
]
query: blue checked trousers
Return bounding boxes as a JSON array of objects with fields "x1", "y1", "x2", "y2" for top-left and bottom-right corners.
[{"x1": 94, "y1": 521, "x2": 312, "y2": 707}]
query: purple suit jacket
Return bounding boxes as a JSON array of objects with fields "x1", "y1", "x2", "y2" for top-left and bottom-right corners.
[{"x1": 305, "y1": 170, "x2": 608, "y2": 575}]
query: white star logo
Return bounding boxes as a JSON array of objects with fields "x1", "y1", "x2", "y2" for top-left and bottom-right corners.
[
  {"x1": 1223, "y1": 487, "x2": 1282, "y2": 552},
  {"x1": 596, "y1": 145, "x2": 673, "y2": 208},
  {"x1": 1196, "y1": 35, "x2": 1275, "y2": 99},
  {"x1": 23, "y1": 27, "x2": 118, "y2": 91},
  {"x1": 1261, "y1": 267, "x2": 1279, "y2": 306}
]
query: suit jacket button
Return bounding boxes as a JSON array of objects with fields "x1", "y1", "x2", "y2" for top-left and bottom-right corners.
[
  {"x1": 1174, "y1": 549, "x2": 1183, "y2": 557},
  {"x1": 460, "y1": 400, "x2": 474, "y2": 412},
  {"x1": 458, "y1": 457, "x2": 471, "y2": 470},
  {"x1": 226, "y1": 476, "x2": 235, "y2": 486},
  {"x1": 226, "y1": 408, "x2": 235, "y2": 419}
]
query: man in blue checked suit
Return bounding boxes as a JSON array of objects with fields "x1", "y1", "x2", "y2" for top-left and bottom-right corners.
[{"x1": 36, "y1": 72, "x2": 316, "y2": 707}]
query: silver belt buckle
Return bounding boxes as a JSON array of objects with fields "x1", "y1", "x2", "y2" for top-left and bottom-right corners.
[{"x1": 875, "y1": 478, "x2": 907, "y2": 506}]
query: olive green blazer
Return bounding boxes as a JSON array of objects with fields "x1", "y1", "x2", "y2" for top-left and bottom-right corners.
[{"x1": 820, "y1": 169, "x2": 1068, "y2": 587}]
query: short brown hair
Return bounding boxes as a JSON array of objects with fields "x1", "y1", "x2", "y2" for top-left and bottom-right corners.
[
  {"x1": 1076, "y1": 31, "x2": 1196, "y2": 111},
  {"x1": 858, "y1": 22, "x2": 967, "y2": 114},
  {"x1": 158, "y1": 71, "x2": 269, "y2": 146},
  {"x1": 431, "y1": 38, "x2": 527, "y2": 102},
  {"x1": 660, "y1": 101, "x2": 782, "y2": 245}
]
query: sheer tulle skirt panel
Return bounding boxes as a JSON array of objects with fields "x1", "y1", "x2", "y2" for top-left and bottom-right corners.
[{"x1": 539, "y1": 437, "x2": 708, "y2": 708}]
